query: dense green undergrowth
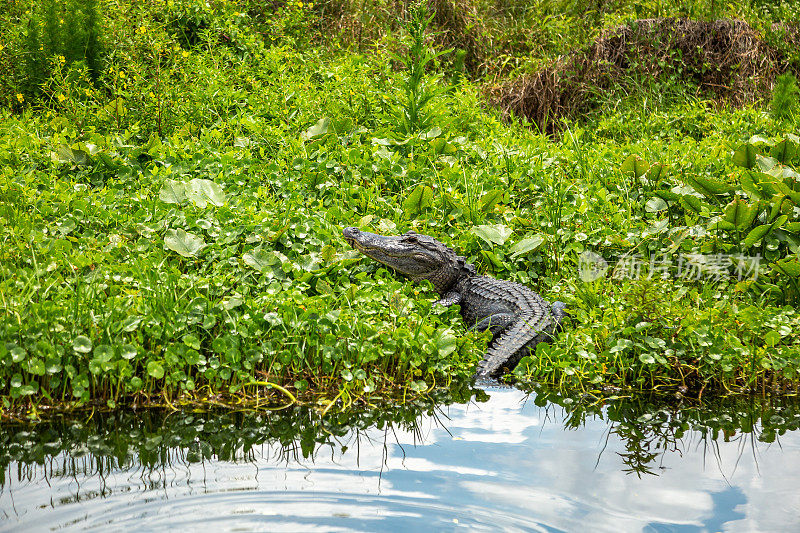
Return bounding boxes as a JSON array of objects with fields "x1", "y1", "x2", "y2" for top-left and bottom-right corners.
[{"x1": 2, "y1": 0, "x2": 800, "y2": 416}]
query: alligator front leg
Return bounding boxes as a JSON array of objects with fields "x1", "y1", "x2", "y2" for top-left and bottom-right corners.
[
  {"x1": 434, "y1": 291, "x2": 462, "y2": 307},
  {"x1": 469, "y1": 313, "x2": 516, "y2": 335}
]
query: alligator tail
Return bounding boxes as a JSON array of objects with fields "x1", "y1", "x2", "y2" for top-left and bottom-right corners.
[{"x1": 476, "y1": 311, "x2": 552, "y2": 378}]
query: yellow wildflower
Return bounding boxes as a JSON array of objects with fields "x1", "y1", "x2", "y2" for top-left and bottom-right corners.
[
  {"x1": 16, "y1": 93, "x2": 24, "y2": 103},
  {"x1": 57, "y1": 93, "x2": 66, "y2": 102},
  {"x1": 119, "y1": 71, "x2": 125, "y2": 78},
  {"x1": 182, "y1": 50, "x2": 189, "y2": 58}
]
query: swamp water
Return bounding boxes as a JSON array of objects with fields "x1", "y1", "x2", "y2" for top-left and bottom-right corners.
[{"x1": 2, "y1": 387, "x2": 800, "y2": 532}]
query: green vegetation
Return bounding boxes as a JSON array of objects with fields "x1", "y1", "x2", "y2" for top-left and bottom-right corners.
[{"x1": 2, "y1": 0, "x2": 800, "y2": 417}]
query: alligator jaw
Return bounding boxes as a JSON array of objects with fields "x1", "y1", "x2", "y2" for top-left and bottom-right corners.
[{"x1": 342, "y1": 227, "x2": 461, "y2": 294}]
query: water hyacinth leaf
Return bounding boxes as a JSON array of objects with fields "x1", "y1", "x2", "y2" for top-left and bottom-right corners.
[
  {"x1": 620, "y1": 154, "x2": 649, "y2": 178},
  {"x1": 377, "y1": 218, "x2": 397, "y2": 234},
  {"x1": 645, "y1": 197, "x2": 668, "y2": 213},
  {"x1": 733, "y1": 143, "x2": 758, "y2": 169},
  {"x1": 510, "y1": 234, "x2": 545, "y2": 258},
  {"x1": 654, "y1": 190, "x2": 679, "y2": 202},
  {"x1": 183, "y1": 334, "x2": 201, "y2": 350},
  {"x1": 422, "y1": 125, "x2": 442, "y2": 139},
  {"x1": 165, "y1": 228, "x2": 206, "y2": 257},
  {"x1": 402, "y1": 184, "x2": 433, "y2": 216},
  {"x1": 159, "y1": 179, "x2": 187, "y2": 204},
  {"x1": 743, "y1": 225, "x2": 771, "y2": 248},
  {"x1": 472, "y1": 224, "x2": 512, "y2": 246},
  {"x1": 784, "y1": 222, "x2": 800, "y2": 234},
  {"x1": 188, "y1": 179, "x2": 226, "y2": 208},
  {"x1": 771, "y1": 138, "x2": 797, "y2": 164},
  {"x1": 578, "y1": 251, "x2": 609, "y2": 281},
  {"x1": 72, "y1": 335, "x2": 92, "y2": 353}
]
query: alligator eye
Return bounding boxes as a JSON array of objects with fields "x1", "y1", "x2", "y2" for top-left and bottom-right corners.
[{"x1": 403, "y1": 232, "x2": 418, "y2": 243}]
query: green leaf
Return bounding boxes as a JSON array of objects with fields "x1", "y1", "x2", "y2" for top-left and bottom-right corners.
[
  {"x1": 305, "y1": 117, "x2": 331, "y2": 139},
  {"x1": 645, "y1": 197, "x2": 668, "y2": 213},
  {"x1": 165, "y1": 229, "x2": 206, "y2": 258},
  {"x1": 402, "y1": 184, "x2": 434, "y2": 216},
  {"x1": 685, "y1": 175, "x2": 733, "y2": 196},
  {"x1": 771, "y1": 138, "x2": 797, "y2": 164},
  {"x1": 94, "y1": 344, "x2": 113, "y2": 360},
  {"x1": 57, "y1": 216, "x2": 77, "y2": 235},
  {"x1": 472, "y1": 224, "x2": 512, "y2": 246},
  {"x1": 243, "y1": 249, "x2": 275, "y2": 272},
  {"x1": 757, "y1": 155, "x2": 780, "y2": 172},
  {"x1": 765, "y1": 330, "x2": 781, "y2": 347},
  {"x1": 183, "y1": 334, "x2": 201, "y2": 350},
  {"x1": 437, "y1": 330, "x2": 457, "y2": 356},
  {"x1": 772, "y1": 258, "x2": 800, "y2": 277},
  {"x1": 159, "y1": 179, "x2": 187, "y2": 204},
  {"x1": 147, "y1": 361, "x2": 165, "y2": 379},
  {"x1": 679, "y1": 195, "x2": 704, "y2": 213},
  {"x1": 733, "y1": 143, "x2": 759, "y2": 169},
  {"x1": 742, "y1": 225, "x2": 771, "y2": 248},
  {"x1": 645, "y1": 163, "x2": 669, "y2": 181},
  {"x1": 723, "y1": 198, "x2": 757, "y2": 230},
  {"x1": 188, "y1": 179, "x2": 226, "y2": 208},
  {"x1": 639, "y1": 353, "x2": 656, "y2": 364},
  {"x1": 53, "y1": 144, "x2": 90, "y2": 166},
  {"x1": 120, "y1": 344, "x2": 137, "y2": 360},
  {"x1": 772, "y1": 214, "x2": 789, "y2": 230},
  {"x1": 620, "y1": 154, "x2": 649, "y2": 178},
  {"x1": 510, "y1": 234, "x2": 545, "y2": 258},
  {"x1": 480, "y1": 189, "x2": 504, "y2": 213},
  {"x1": 10, "y1": 346, "x2": 27, "y2": 363},
  {"x1": 72, "y1": 335, "x2": 92, "y2": 354}
]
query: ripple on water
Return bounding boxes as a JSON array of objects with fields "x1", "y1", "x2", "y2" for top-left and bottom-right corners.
[{"x1": 3, "y1": 388, "x2": 800, "y2": 532}]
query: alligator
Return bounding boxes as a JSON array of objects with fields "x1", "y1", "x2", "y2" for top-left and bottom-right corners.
[{"x1": 343, "y1": 227, "x2": 566, "y2": 379}]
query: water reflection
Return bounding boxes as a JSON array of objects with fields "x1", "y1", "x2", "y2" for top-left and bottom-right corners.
[{"x1": 2, "y1": 387, "x2": 800, "y2": 531}]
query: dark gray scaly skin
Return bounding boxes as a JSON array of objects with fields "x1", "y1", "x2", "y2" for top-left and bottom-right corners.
[{"x1": 343, "y1": 227, "x2": 566, "y2": 379}]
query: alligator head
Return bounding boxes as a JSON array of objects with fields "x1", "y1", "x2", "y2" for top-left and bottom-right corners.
[{"x1": 343, "y1": 227, "x2": 475, "y2": 295}]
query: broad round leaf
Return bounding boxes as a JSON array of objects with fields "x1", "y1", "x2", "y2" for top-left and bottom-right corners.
[
  {"x1": 165, "y1": 228, "x2": 206, "y2": 257},
  {"x1": 72, "y1": 335, "x2": 93, "y2": 353}
]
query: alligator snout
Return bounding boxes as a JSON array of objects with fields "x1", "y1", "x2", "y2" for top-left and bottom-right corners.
[{"x1": 343, "y1": 227, "x2": 360, "y2": 245}]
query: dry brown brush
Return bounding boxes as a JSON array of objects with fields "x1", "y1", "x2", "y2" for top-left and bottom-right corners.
[{"x1": 491, "y1": 18, "x2": 799, "y2": 133}]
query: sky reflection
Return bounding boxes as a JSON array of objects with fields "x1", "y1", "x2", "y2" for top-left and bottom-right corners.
[{"x1": 2, "y1": 388, "x2": 800, "y2": 532}]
